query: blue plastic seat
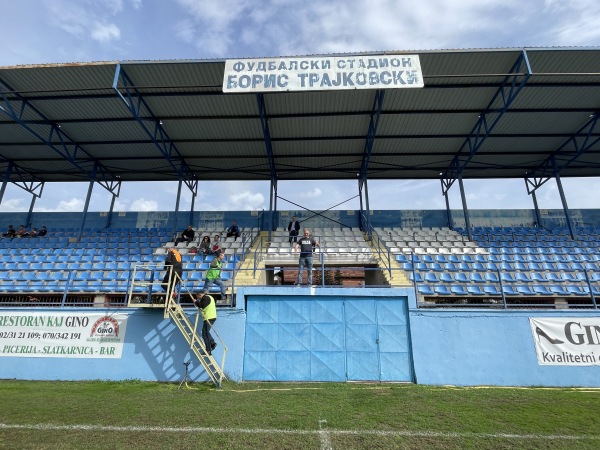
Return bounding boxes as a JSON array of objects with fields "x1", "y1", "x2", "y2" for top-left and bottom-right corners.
[
  {"x1": 454, "y1": 272, "x2": 468, "y2": 283},
  {"x1": 566, "y1": 285, "x2": 587, "y2": 296},
  {"x1": 500, "y1": 273, "x2": 516, "y2": 283},
  {"x1": 409, "y1": 272, "x2": 424, "y2": 283},
  {"x1": 549, "y1": 285, "x2": 569, "y2": 295},
  {"x1": 439, "y1": 272, "x2": 454, "y2": 283},
  {"x1": 516, "y1": 285, "x2": 535, "y2": 295},
  {"x1": 434, "y1": 285, "x2": 451, "y2": 295},
  {"x1": 467, "y1": 285, "x2": 484, "y2": 295},
  {"x1": 532, "y1": 284, "x2": 552, "y2": 295},
  {"x1": 469, "y1": 273, "x2": 485, "y2": 283},
  {"x1": 450, "y1": 285, "x2": 468, "y2": 295},
  {"x1": 483, "y1": 285, "x2": 501, "y2": 295},
  {"x1": 417, "y1": 284, "x2": 434, "y2": 295}
]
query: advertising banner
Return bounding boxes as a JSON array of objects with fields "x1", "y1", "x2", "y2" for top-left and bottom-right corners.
[
  {"x1": 223, "y1": 54, "x2": 423, "y2": 93},
  {"x1": 530, "y1": 317, "x2": 600, "y2": 366},
  {"x1": 0, "y1": 312, "x2": 128, "y2": 358}
]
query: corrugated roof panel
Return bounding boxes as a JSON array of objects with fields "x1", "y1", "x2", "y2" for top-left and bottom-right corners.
[
  {"x1": 273, "y1": 139, "x2": 363, "y2": 157},
  {"x1": 373, "y1": 137, "x2": 466, "y2": 154},
  {"x1": 165, "y1": 117, "x2": 263, "y2": 140},
  {"x1": 378, "y1": 112, "x2": 476, "y2": 138},
  {"x1": 145, "y1": 93, "x2": 259, "y2": 118},
  {"x1": 179, "y1": 141, "x2": 267, "y2": 158},
  {"x1": 264, "y1": 90, "x2": 374, "y2": 115},
  {"x1": 120, "y1": 61, "x2": 224, "y2": 92},
  {"x1": 271, "y1": 115, "x2": 369, "y2": 139},
  {"x1": 0, "y1": 63, "x2": 118, "y2": 96}
]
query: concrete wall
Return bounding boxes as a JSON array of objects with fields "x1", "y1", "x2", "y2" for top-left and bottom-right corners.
[
  {"x1": 0, "y1": 307, "x2": 246, "y2": 383},
  {"x1": 1, "y1": 298, "x2": 599, "y2": 386},
  {"x1": 409, "y1": 308, "x2": 600, "y2": 387}
]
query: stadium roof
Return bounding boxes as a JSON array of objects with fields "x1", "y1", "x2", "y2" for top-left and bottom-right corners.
[{"x1": 1, "y1": 47, "x2": 600, "y2": 187}]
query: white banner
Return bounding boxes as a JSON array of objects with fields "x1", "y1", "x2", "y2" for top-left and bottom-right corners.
[
  {"x1": 0, "y1": 312, "x2": 128, "y2": 358},
  {"x1": 223, "y1": 54, "x2": 423, "y2": 93},
  {"x1": 529, "y1": 317, "x2": 600, "y2": 366}
]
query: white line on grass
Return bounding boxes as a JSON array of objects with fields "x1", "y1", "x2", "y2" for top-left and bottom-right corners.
[
  {"x1": 1, "y1": 423, "x2": 599, "y2": 441},
  {"x1": 318, "y1": 419, "x2": 333, "y2": 450}
]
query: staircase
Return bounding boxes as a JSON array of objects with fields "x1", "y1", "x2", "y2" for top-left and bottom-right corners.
[
  {"x1": 232, "y1": 232, "x2": 268, "y2": 288},
  {"x1": 366, "y1": 233, "x2": 411, "y2": 286}
]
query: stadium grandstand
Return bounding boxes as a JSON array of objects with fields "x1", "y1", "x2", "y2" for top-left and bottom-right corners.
[{"x1": 1, "y1": 48, "x2": 599, "y2": 387}]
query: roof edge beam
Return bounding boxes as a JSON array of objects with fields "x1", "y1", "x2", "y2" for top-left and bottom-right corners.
[{"x1": 443, "y1": 49, "x2": 532, "y2": 180}]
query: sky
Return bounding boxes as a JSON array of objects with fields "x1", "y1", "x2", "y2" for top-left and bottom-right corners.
[{"x1": 1, "y1": 0, "x2": 600, "y2": 214}]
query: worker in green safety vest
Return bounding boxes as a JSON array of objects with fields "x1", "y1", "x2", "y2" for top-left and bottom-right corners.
[{"x1": 193, "y1": 292, "x2": 217, "y2": 355}]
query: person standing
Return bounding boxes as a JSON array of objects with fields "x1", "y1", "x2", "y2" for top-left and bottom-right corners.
[
  {"x1": 162, "y1": 247, "x2": 183, "y2": 298},
  {"x1": 287, "y1": 216, "x2": 301, "y2": 245},
  {"x1": 294, "y1": 228, "x2": 319, "y2": 286},
  {"x1": 193, "y1": 292, "x2": 217, "y2": 355},
  {"x1": 202, "y1": 250, "x2": 227, "y2": 301}
]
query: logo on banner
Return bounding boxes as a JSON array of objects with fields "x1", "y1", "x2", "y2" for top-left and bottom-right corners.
[
  {"x1": 530, "y1": 318, "x2": 600, "y2": 366},
  {"x1": 90, "y1": 317, "x2": 120, "y2": 338}
]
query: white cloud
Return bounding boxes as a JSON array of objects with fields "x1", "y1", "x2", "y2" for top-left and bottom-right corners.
[
  {"x1": 91, "y1": 23, "x2": 121, "y2": 43},
  {"x1": 299, "y1": 188, "x2": 322, "y2": 199},
  {"x1": 130, "y1": 198, "x2": 159, "y2": 211},
  {"x1": 0, "y1": 198, "x2": 24, "y2": 212},
  {"x1": 228, "y1": 191, "x2": 265, "y2": 210}
]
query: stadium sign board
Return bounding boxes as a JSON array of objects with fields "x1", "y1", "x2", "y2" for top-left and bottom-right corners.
[{"x1": 223, "y1": 54, "x2": 423, "y2": 93}]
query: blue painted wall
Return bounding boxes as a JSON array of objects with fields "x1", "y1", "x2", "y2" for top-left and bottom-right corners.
[
  {"x1": 3, "y1": 208, "x2": 600, "y2": 233},
  {"x1": 1, "y1": 295, "x2": 599, "y2": 386},
  {"x1": 408, "y1": 308, "x2": 600, "y2": 387},
  {"x1": 0, "y1": 307, "x2": 246, "y2": 383}
]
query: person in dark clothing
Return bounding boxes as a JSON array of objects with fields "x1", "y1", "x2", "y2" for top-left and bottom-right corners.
[
  {"x1": 193, "y1": 292, "x2": 217, "y2": 355},
  {"x1": 38, "y1": 226, "x2": 47, "y2": 237},
  {"x1": 2, "y1": 225, "x2": 15, "y2": 238},
  {"x1": 175, "y1": 225, "x2": 195, "y2": 245},
  {"x1": 199, "y1": 235, "x2": 212, "y2": 256},
  {"x1": 162, "y1": 248, "x2": 183, "y2": 298},
  {"x1": 294, "y1": 228, "x2": 320, "y2": 286},
  {"x1": 287, "y1": 216, "x2": 301, "y2": 245},
  {"x1": 226, "y1": 220, "x2": 240, "y2": 240}
]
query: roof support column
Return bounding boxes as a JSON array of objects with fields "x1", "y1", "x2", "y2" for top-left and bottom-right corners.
[
  {"x1": 442, "y1": 179, "x2": 454, "y2": 229},
  {"x1": 79, "y1": 178, "x2": 95, "y2": 241},
  {"x1": 268, "y1": 179, "x2": 277, "y2": 239},
  {"x1": 173, "y1": 178, "x2": 183, "y2": 234},
  {"x1": 105, "y1": 193, "x2": 117, "y2": 230},
  {"x1": 525, "y1": 178, "x2": 542, "y2": 227},
  {"x1": 358, "y1": 179, "x2": 364, "y2": 231},
  {"x1": 553, "y1": 160, "x2": 576, "y2": 239},
  {"x1": 189, "y1": 180, "x2": 198, "y2": 226},
  {"x1": 0, "y1": 161, "x2": 13, "y2": 205},
  {"x1": 363, "y1": 176, "x2": 371, "y2": 238},
  {"x1": 25, "y1": 194, "x2": 38, "y2": 229},
  {"x1": 458, "y1": 175, "x2": 472, "y2": 240}
]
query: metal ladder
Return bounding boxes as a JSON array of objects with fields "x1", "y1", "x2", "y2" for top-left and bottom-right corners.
[{"x1": 127, "y1": 264, "x2": 227, "y2": 388}]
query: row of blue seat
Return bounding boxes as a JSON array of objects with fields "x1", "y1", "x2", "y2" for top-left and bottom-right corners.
[
  {"x1": 404, "y1": 261, "x2": 600, "y2": 273},
  {"x1": 397, "y1": 253, "x2": 600, "y2": 264},
  {"x1": 410, "y1": 271, "x2": 599, "y2": 284},
  {"x1": 418, "y1": 283, "x2": 597, "y2": 297}
]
